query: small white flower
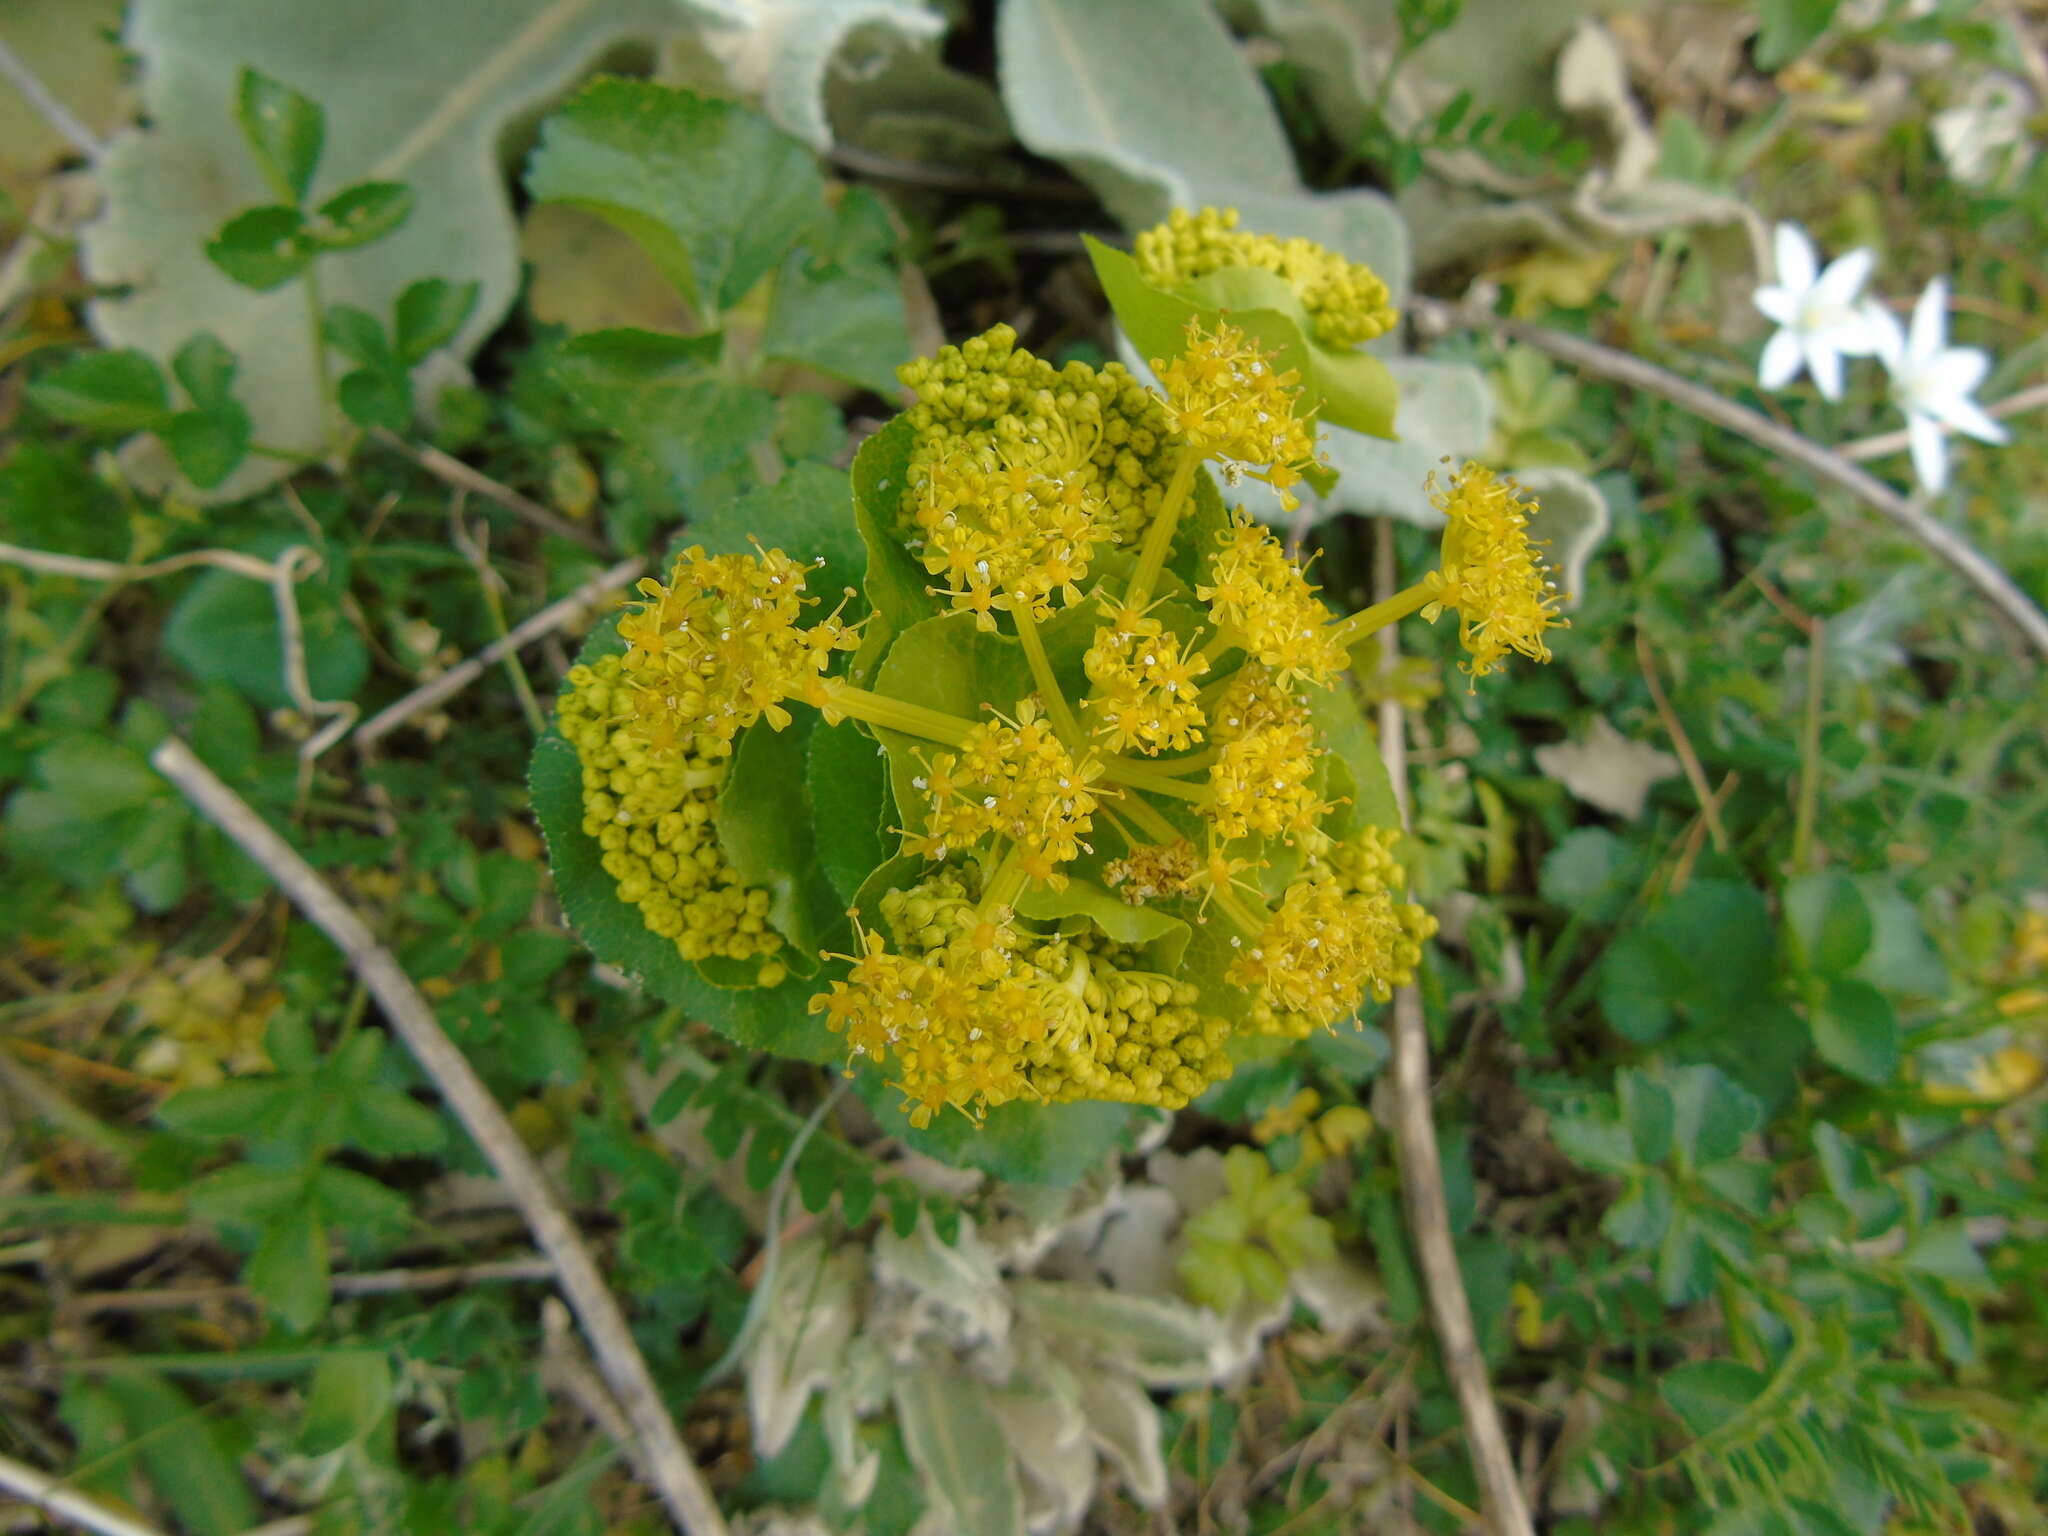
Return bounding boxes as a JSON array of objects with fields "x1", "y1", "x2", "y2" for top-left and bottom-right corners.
[
  {"x1": 1753, "y1": 222, "x2": 1881, "y2": 401},
  {"x1": 1866, "y1": 277, "x2": 2010, "y2": 493}
]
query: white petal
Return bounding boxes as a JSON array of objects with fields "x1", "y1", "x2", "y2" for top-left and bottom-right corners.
[
  {"x1": 1862, "y1": 302, "x2": 1907, "y2": 373},
  {"x1": 1753, "y1": 286, "x2": 1799, "y2": 325},
  {"x1": 1807, "y1": 340, "x2": 1846, "y2": 402},
  {"x1": 1773, "y1": 222, "x2": 1818, "y2": 293},
  {"x1": 1823, "y1": 312, "x2": 1884, "y2": 357},
  {"x1": 1908, "y1": 277, "x2": 1948, "y2": 363},
  {"x1": 1936, "y1": 395, "x2": 2010, "y2": 445},
  {"x1": 1908, "y1": 412, "x2": 1949, "y2": 493},
  {"x1": 1814, "y1": 247, "x2": 1875, "y2": 306},
  {"x1": 1922, "y1": 345, "x2": 1990, "y2": 401},
  {"x1": 1759, "y1": 329, "x2": 1804, "y2": 390}
]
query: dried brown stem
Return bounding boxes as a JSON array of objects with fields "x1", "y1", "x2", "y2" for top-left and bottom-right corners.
[
  {"x1": 372, "y1": 429, "x2": 607, "y2": 552},
  {"x1": 148, "y1": 737, "x2": 729, "y2": 1536},
  {"x1": 1374, "y1": 519, "x2": 1537, "y2": 1536}
]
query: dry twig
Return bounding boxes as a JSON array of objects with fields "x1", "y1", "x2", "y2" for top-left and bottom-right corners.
[
  {"x1": 354, "y1": 555, "x2": 645, "y2": 746},
  {"x1": 372, "y1": 430, "x2": 606, "y2": 552},
  {"x1": 1411, "y1": 297, "x2": 2048, "y2": 659},
  {"x1": 148, "y1": 737, "x2": 729, "y2": 1536},
  {"x1": 0, "y1": 1448, "x2": 167, "y2": 1536},
  {"x1": 1373, "y1": 520, "x2": 1537, "y2": 1536}
]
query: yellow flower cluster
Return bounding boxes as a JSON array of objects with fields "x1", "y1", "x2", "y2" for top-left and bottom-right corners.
[
  {"x1": 810, "y1": 874, "x2": 1231, "y2": 1125},
  {"x1": 911, "y1": 439, "x2": 1115, "y2": 628},
  {"x1": 1206, "y1": 718, "x2": 1328, "y2": 843},
  {"x1": 1133, "y1": 205, "x2": 1398, "y2": 349},
  {"x1": 909, "y1": 703, "x2": 1102, "y2": 886},
  {"x1": 1421, "y1": 463, "x2": 1566, "y2": 680},
  {"x1": 616, "y1": 545, "x2": 859, "y2": 747},
  {"x1": 898, "y1": 323, "x2": 1175, "y2": 545},
  {"x1": 1198, "y1": 511, "x2": 1348, "y2": 687},
  {"x1": 1083, "y1": 601, "x2": 1210, "y2": 754},
  {"x1": 130, "y1": 956, "x2": 278, "y2": 1088},
  {"x1": 559, "y1": 655, "x2": 786, "y2": 982},
  {"x1": 1154, "y1": 319, "x2": 1318, "y2": 508},
  {"x1": 1228, "y1": 828, "x2": 1435, "y2": 1037}
]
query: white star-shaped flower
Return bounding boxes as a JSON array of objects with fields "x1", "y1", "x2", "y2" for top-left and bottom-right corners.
[
  {"x1": 1753, "y1": 222, "x2": 1881, "y2": 401},
  {"x1": 1866, "y1": 276, "x2": 2010, "y2": 493}
]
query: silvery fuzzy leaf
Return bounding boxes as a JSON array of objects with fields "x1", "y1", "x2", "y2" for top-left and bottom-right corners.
[
  {"x1": 875, "y1": 1210, "x2": 1010, "y2": 1346},
  {"x1": 1289, "y1": 1256, "x2": 1384, "y2": 1336},
  {"x1": 988, "y1": 1384, "x2": 1093, "y2": 1534},
  {"x1": 1534, "y1": 716, "x2": 1679, "y2": 821},
  {"x1": 1076, "y1": 1373, "x2": 1167, "y2": 1508},
  {"x1": 747, "y1": 1233, "x2": 865, "y2": 1458},
  {"x1": 83, "y1": 0, "x2": 692, "y2": 502},
  {"x1": 1074, "y1": 1185, "x2": 1181, "y2": 1296},
  {"x1": 894, "y1": 1368, "x2": 1027, "y2": 1536},
  {"x1": 1010, "y1": 1280, "x2": 1233, "y2": 1387},
  {"x1": 1511, "y1": 464, "x2": 1611, "y2": 605},
  {"x1": 695, "y1": 0, "x2": 945, "y2": 151}
]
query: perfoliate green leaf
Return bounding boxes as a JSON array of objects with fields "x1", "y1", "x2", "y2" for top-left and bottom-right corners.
[
  {"x1": 716, "y1": 714, "x2": 847, "y2": 973},
  {"x1": 235, "y1": 66, "x2": 324, "y2": 203},
  {"x1": 1086, "y1": 234, "x2": 1397, "y2": 438},
  {"x1": 525, "y1": 77, "x2": 827, "y2": 313},
  {"x1": 30, "y1": 349, "x2": 173, "y2": 431},
  {"x1": 309, "y1": 179, "x2": 413, "y2": 250},
  {"x1": 205, "y1": 204, "x2": 316, "y2": 290},
  {"x1": 806, "y1": 719, "x2": 892, "y2": 908}
]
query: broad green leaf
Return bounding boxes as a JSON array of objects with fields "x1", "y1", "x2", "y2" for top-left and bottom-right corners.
[
  {"x1": 337, "y1": 367, "x2": 411, "y2": 433},
  {"x1": 1015, "y1": 873, "x2": 1191, "y2": 963},
  {"x1": 298, "y1": 1351, "x2": 393, "y2": 1456},
  {"x1": 235, "y1": 66, "x2": 323, "y2": 202},
  {"x1": 807, "y1": 719, "x2": 891, "y2": 907},
  {"x1": 1898, "y1": 1221, "x2": 1992, "y2": 1289},
  {"x1": 687, "y1": 459, "x2": 869, "y2": 607},
  {"x1": 870, "y1": 610, "x2": 1031, "y2": 849},
  {"x1": 246, "y1": 1202, "x2": 329, "y2": 1332},
  {"x1": 761, "y1": 187, "x2": 911, "y2": 396},
  {"x1": 551, "y1": 328, "x2": 777, "y2": 495},
  {"x1": 1851, "y1": 877, "x2": 1947, "y2": 996},
  {"x1": 1783, "y1": 871, "x2": 1873, "y2": 976},
  {"x1": 308, "y1": 179, "x2": 413, "y2": 250},
  {"x1": 98, "y1": 1369, "x2": 260, "y2": 1535},
  {"x1": 1538, "y1": 827, "x2": 1637, "y2": 923},
  {"x1": 162, "y1": 404, "x2": 252, "y2": 488},
  {"x1": 1812, "y1": 1123, "x2": 1902, "y2": 1240},
  {"x1": 525, "y1": 77, "x2": 826, "y2": 313},
  {"x1": 343, "y1": 1086, "x2": 446, "y2": 1157},
  {"x1": 1303, "y1": 677, "x2": 1401, "y2": 834},
  {"x1": 30, "y1": 349, "x2": 173, "y2": 432},
  {"x1": 322, "y1": 303, "x2": 391, "y2": 367},
  {"x1": 849, "y1": 415, "x2": 944, "y2": 677},
  {"x1": 205, "y1": 203, "x2": 316, "y2": 290},
  {"x1": 1661, "y1": 1357, "x2": 1768, "y2": 1437},
  {"x1": 1619, "y1": 1071, "x2": 1674, "y2": 1166},
  {"x1": 1602, "y1": 1168, "x2": 1673, "y2": 1249},
  {"x1": 1810, "y1": 976, "x2": 1899, "y2": 1085},
  {"x1": 188, "y1": 1164, "x2": 309, "y2": 1225},
  {"x1": 85, "y1": 0, "x2": 701, "y2": 499},
  {"x1": 309, "y1": 1164, "x2": 410, "y2": 1232},
  {"x1": 892, "y1": 1370, "x2": 1026, "y2": 1536}
]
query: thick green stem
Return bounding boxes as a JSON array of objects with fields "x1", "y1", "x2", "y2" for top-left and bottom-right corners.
[
  {"x1": 814, "y1": 680, "x2": 976, "y2": 746},
  {"x1": 1326, "y1": 581, "x2": 1434, "y2": 652},
  {"x1": 981, "y1": 844, "x2": 1029, "y2": 912},
  {"x1": 1013, "y1": 607, "x2": 1084, "y2": 746},
  {"x1": 1099, "y1": 758, "x2": 1207, "y2": 802},
  {"x1": 1123, "y1": 446, "x2": 1204, "y2": 615}
]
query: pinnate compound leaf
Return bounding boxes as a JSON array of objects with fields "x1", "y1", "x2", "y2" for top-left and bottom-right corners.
[
  {"x1": 97, "y1": 1370, "x2": 260, "y2": 1535},
  {"x1": 30, "y1": 349, "x2": 172, "y2": 432},
  {"x1": 234, "y1": 65, "x2": 323, "y2": 202},
  {"x1": 1810, "y1": 976, "x2": 1900, "y2": 1085},
  {"x1": 86, "y1": 0, "x2": 697, "y2": 499},
  {"x1": 204, "y1": 204, "x2": 315, "y2": 290},
  {"x1": 246, "y1": 1201, "x2": 329, "y2": 1332},
  {"x1": 1661, "y1": 1357, "x2": 1768, "y2": 1437},
  {"x1": 525, "y1": 76, "x2": 826, "y2": 313},
  {"x1": 307, "y1": 179, "x2": 413, "y2": 251}
]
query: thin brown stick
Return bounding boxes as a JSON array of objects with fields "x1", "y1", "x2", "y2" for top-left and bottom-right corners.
[
  {"x1": 65, "y1": 1257, "x2": 556, "y2": 1315},
  {"x1": 373, "y1": 430, "x2": 607, "y2": 552},
  {"x1": 1411, "y1": 297, "x2": 2048, "y2": 659},
  {"x1": 0, "y1": 1449, "x2": 167, "y2": 1536},
  {"x1": 1634, "y1": 630, "x2": 1728, "y2": 854},
  {"x1": 148, "y1": 737, "x2": 729, "y2": 1536},
  {"x1": 354, "y1": 556, "x2": 644, "y2": 746},
  {"x1": 1373, "y1": 520, "x2": 1536, "y2": 1536}
]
